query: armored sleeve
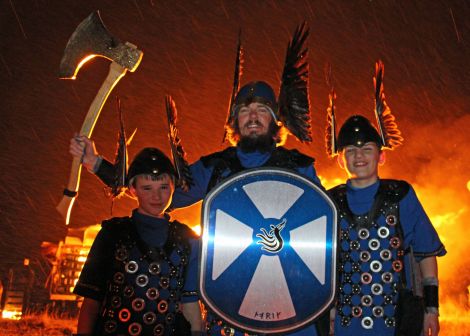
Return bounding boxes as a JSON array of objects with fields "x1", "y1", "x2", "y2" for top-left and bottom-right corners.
[
  {"x1": 73, "y1": 226, "x2": 115, "y2": 301},
  {"x1": 93, "y1": 158, "x2": 115, "y2": 187},
  {"x1": 399, "y1": 185, "x2": 446, "y2": 261}
]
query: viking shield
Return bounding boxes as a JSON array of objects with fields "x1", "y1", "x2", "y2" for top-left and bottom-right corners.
[{"x1": 199, "y1": 168, "x2": 337, "y2": 334}]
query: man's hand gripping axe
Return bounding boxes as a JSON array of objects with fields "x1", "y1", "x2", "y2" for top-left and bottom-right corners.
[{"x1": 57, "y1": 11, "x2": 143, "y2": 224}]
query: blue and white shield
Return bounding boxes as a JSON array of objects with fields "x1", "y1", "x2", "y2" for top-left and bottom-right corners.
[{"x1": 199, "y1": 168, "x2": 337, "y2": 334}]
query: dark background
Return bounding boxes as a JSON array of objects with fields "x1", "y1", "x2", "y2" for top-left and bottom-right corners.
[{"x1": 0, "y1": 0, "x2": 468, "y2": 303}]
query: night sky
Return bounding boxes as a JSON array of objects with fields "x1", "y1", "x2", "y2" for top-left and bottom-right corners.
[{"x1": 0, "y1": 0, "x2": 469, "y2": 302}]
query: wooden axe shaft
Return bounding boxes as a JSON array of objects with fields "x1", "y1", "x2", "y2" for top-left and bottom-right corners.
[{"x1": 56, "y1": 62, "x2": 127, "y2": 224}]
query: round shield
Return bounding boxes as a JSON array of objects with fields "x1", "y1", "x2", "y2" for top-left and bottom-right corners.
[{"x1": 200, "y1": 168, "x2": 337, "y2": 334}]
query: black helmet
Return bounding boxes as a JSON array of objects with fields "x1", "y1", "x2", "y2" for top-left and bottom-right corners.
[
  {"x1": 232, "y1": 81, "x2": 278, "y2": 121},
  {"x1": 337, "y1": 115, "x2": 383, "y2": 150},
  {"x1": 127, "y1": 148, "x2": 176, "y2": 185}
]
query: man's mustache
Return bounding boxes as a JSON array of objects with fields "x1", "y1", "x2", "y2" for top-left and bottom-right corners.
[{"x1": 243, "y1": 120, "x2": 263, "y2": 128}]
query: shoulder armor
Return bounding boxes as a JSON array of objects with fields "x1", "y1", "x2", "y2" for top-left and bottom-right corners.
[
  {"x1": 200, "y1": 147, "x2": 237, "y2": 168},
  {"x1": 101, "y1": 216, "x2": 132, "y2": 231},
  {"x1": 271, "y1": 147, "x2": 315, "y2": 167},
  {"x1": 328, "y1": 183, "x2": 347, "y2": 200},
  {"x1": 379, "y1": 179, "x2": 410, "y2": 203},
  {"x1": 171, "y1": 220, "x2": 199, "y2": 241}
]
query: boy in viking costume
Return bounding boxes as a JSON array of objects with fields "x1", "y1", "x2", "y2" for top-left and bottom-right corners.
[
  {"x1": 325, "y1": 61, "x2": 446, "y2": 336},
  {"x1": 71, "y1": 104, "x2": 203, "y2": 336},
  {"x1": 73, "y1": 147, "x2": 202, "y2": 336}
]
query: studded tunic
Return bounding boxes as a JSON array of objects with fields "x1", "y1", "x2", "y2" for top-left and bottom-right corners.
[
  {"x1": 74, "y1": 211, "x2": 199, "y2": 336},
  {"x1": 329, "y1": 179, "x2": 446, "y2": 336}
]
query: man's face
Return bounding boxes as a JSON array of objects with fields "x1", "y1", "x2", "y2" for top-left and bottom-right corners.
[
  {"x1": 130, "y1": 174, "x2": 174, "y2": 218},
  {"x1": 237, "y1": 102, "x2": 274, "y2": 138},
  {"x1": 339, "y1": 142, "x2": 384, "y2": 188}
]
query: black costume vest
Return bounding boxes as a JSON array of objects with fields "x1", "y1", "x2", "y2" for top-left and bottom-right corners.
[
  {"x1": 328, "y1": 179, "x2": 410, "y2": 330},
  {"x1": 95, "y1": 217, "x2": 197, "y2": 336}
]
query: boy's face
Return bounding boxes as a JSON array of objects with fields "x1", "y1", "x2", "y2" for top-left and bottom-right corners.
[
  {"x1": 237, "y1": 102, "x2": 274, "y2": 139},
  {"x1": 338, "y1": 142, "x2": 384, "y2": 188},
  {"x1": 130, "y1": 173, "x2": 175, "y2": 218}
]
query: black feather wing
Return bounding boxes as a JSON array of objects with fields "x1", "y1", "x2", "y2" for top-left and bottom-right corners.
[
  {"x1": 223, "y1": 31, "x2": 244, "y2": 143},
  {"x1": 374, "y1": 60, "x2": 403, "y2": 149},
  {"x1": 109, "y1": 97, "x2": 128, "y2": 199},
  {"x1": 166, "y1": 95, "x2": 193, "y2": 192},
  {"x1": 326, "y1": 89, "x2": 338, "y2": 157},
  {"x1": 278, "y1": 22, "x2": 312, "y2": 143},
  {"x1": 324, "y1": 62, "x2": 338, "y2": 157}
]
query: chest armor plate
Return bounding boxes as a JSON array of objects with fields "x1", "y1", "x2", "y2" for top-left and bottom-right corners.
[
  {"x1": 331, "y1": 181, "x2": 408, "y2": 331},
  {"x1": 97, "y1": 224, "x2": 191, "y2": 336}
]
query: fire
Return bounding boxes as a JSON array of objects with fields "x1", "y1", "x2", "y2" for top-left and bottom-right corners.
[
  {"x1": 405, "y1": 180, "x2": 470, "y2": 333},
  {"x1": 1, "y1": 310, "x2": 22, "y2": 320}
]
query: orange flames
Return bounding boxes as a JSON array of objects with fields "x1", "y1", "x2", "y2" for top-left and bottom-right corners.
[{"x1": 415, "y1": 184, "x2": 470, "y2": 333}]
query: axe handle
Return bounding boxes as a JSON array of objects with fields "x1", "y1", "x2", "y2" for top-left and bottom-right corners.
[{"x1": 56, "y1": 62, "x2": 128, "y2": 224}]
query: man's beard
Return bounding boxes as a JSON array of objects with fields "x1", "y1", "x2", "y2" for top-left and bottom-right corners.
[{"x1": 238, "y1": 133, "x2": 275, "y2": 153}]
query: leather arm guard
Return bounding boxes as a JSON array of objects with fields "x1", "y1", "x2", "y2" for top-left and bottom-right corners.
[
  {"x1": 94, "y1": 157, "x2": 116, "y2": 187},
  {"x1": 423, "y1": 277, "x2": 439, "y2": 314}
]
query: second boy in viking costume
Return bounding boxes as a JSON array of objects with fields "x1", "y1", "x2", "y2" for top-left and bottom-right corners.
[{"x1": 325, "y1": 61, "x2": 446, "y2": 336}]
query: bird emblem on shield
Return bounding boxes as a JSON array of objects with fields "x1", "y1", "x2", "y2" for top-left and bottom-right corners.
[{"x1": 199, "y1": 168, "x2": 338, "y2": 334}]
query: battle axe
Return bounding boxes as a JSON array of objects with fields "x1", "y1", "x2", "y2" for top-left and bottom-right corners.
[{"x1": 57, "y1": 11, "x2": 143, "y2": 224}]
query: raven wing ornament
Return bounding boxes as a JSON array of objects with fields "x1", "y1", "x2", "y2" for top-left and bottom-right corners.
[
  {"x1": 278, "y1": 22, "x2": 312, "y2": 143},
  {"x1": 374, "y1": 60, "x2": 403, "y2": 149},
  {"x1": 324, "y1": 62, "x2": 338, "y2": 157},
  {"x1": 223, "y1": 30, "x2": 244, "y2": 143},
  {"x1": 166, "y1": 95, "x2": 192, "y2": 192},
  {"x1": 105, "y1": 98, "x2": 136, "y2": 213}
]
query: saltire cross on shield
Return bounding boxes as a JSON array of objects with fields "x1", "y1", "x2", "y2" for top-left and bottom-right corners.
[{"x1": 199, "y1": 168, "x2": 337, "y2": 334}]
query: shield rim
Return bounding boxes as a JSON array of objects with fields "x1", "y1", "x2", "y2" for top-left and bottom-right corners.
[{"x1": 199, "y1": 167, "x2": 338, "y2": 334}]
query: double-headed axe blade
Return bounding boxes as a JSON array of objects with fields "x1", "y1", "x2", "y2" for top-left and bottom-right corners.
[
  {"x1": 59, "y1": 11, "x2": 142, "y2": 79},
  {"x1": 57, "y1": 11, "x2": 143, "y2": 224}
]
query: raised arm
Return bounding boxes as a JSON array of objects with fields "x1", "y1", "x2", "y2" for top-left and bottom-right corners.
[{"x1": 69, "y1": 134, "x2": 100, "y2": 172}]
